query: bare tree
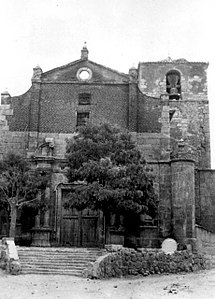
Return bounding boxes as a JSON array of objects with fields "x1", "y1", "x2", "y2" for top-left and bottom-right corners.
[{"x1": 0, "y1": 153, "x2": 48, "y2": 238}]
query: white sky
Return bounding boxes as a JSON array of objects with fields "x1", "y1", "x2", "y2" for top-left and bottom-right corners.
[{"x1": 0, "y1": 0, "x2": 215, "y2": 166}]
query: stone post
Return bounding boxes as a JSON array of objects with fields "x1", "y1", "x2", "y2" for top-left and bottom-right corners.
[
  {"x1": 81, "y1": 42, "x2": 89, "y2": 60},
  {"x1": 171, "y1": 158, "x2": 195, "y2": 248},
  {"x1": 1, "y1": 90, "x2": 11, "y2": 105}
]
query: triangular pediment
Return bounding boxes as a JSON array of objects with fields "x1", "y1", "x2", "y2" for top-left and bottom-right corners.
[{"x1": 41, "y1": 59, "x2": 129, "y2": 83}]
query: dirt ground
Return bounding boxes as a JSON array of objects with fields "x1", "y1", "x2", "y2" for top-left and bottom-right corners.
[{"x1": 1, "y1": 268, "x2": 215, "y2": 299}]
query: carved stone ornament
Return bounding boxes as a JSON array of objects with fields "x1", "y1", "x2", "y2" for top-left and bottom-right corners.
[{"x1": 9, "y1": 260, "x2": 21, "y2": 275}]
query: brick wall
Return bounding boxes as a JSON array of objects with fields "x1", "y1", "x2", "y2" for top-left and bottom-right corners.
[
  {"x1": 35, "y1": 83, "x2": 129, "y2": 133},
  {"x1": 137, "y1": 94, "x2": 162, "y2": 133}
]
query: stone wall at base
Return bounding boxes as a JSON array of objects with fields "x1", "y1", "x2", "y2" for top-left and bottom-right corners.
[
  {"x1": 196, "y1": 225, "x2": 215, "y2": 256},
  {"x1": 84, "y1": 247, "x2": 209, "y2": 279}
]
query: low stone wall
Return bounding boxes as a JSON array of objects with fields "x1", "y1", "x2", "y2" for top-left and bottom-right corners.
[
  {"x1": 84, "y1": 247, "x2": 209, "y2": 279},
  {"x1": 196, "y1": 225, "x2": 215, "y2": 256}
]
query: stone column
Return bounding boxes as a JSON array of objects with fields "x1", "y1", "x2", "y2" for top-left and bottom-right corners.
[
  {"x1": 43, "y1": 187, "x2": 50, "y2": 228},
  {"x1": 35, "y1": 211, "x2": 41, "y2": 228},
  {"x1": 44, "y1": 210, "x2": 50, "y2": 228},
  {"x1": 35, "y1": 190, "x2": 41, "y2": 228},
  {"x1": 171, "y1": 159, "x2": 195, "y2": 248},
  {"x1": 55, "y1": 185, "x2": 62, "y2": 244}
]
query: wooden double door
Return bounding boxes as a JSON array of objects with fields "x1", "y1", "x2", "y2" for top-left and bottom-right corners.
[{"x1": 61, "y1": 207, "x2": 99, "y2": 247}]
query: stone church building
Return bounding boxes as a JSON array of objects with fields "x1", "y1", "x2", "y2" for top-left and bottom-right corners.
[{"x1": 0, "y1": 45, "x2": 214, "y2": 250}]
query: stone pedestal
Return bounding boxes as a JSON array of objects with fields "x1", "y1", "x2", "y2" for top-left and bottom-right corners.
[
  {"x1": 31, "y1": 228, "x2": 51, "y2": 247},
  {"x1": 31, "y1": 208, "x2": 51, "y2": 247},
  {"x1": 108, "y1": 229, "x2": 125, "y2": 245},
  {"x1": 139, "y1": 226, "x2": 159, "y2": 248}
]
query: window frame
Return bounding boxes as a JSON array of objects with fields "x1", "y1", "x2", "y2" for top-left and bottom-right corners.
[
  {"x1": 78, "y1": 93, "x2": 91, "y2": 105},
  {"x1": 76, "y1": 111, "x2": 90, "y2": 127}
]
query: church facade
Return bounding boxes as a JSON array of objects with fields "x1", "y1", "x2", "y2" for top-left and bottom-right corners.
[{"x1": 0, "y1": 45, "x2": 214, "y2": 249}]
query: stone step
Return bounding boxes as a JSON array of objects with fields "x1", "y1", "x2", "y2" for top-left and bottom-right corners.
[
  {"x1": 21, "y1": 263, "x2": 86, "y2": 271},
  {"x1": 17, "y1": 246, "x2": 104, "y2": 252},
  {"x1": 18, "y1": 255, "x2": 100, "y2": 262},
  {"x1": 18, "y1": 256, "x2": 94, "y2": 261},
  {"x1": 21, "y1": 268, "x2": 83, "y2": 276},
  {"x1": 18, "y1": 253, "x2": 101, "y2": 258},
  {"x1": 20, "y1": 259, "x2": 89, "y2": 268},
  {"x1": 17, "y1": 246, "x2": 105, "y2": 276},
  {"x1": 18, "y1": 253, "x2": 99, "y2": 258}
]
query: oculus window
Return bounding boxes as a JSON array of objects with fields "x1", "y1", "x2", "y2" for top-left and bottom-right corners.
[{"x1": 76, "y1": 67, "x2": 92, "y2": 81}]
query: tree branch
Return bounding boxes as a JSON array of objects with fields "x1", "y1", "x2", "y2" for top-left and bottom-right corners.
[
  {"x1": 18, "y1": 194, "x2": 41, "y2": 209},
  {"x1": 0, "y1": 185, "x2": 9, "y2": 200}
]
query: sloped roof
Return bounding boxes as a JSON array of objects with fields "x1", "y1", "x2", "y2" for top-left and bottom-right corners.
[{"x1": 41, "y1": 58, "x2": 129, "y2": 83}]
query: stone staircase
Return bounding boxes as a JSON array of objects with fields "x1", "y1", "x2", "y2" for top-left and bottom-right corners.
[{"x1": 17, "y1": 247, "x2": 105, "y2": 276}]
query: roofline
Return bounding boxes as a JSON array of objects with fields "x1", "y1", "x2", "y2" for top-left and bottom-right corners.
[
  {"x1": 42, "y1": 59, "x2": 83, "y2": 76},
  {"x1": 87, "y1": 59, "x2": 129, "y2": 78},
  {"x1": 138, "y1": 61, "x2": 209, "y2": 65}
]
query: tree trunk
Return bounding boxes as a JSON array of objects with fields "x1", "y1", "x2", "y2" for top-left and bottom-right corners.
[{"x1": 9, "y1": 203, "x2": 17, "y2": 238}]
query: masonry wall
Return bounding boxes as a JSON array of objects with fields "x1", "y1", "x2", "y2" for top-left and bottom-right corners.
[
  {"x1": 134, "y1": 96, "x2": 170, "y2": 162},
  {"x1": 151, "y1": 162, "x2": 172, "y2": 239},
  {"x1": 0, "y1": 131, "x2": 27, "y2": 159},
  {"x1": 196, "y1": 225, "x2": 215, "y2": 255},
  {"x1": 195, "y1": 169, "x2": 215, "y2": 232},
  {"x1": 1, "y1": 56, "x2": 213, "y2": 249},
  {"x1": 137, "y1": 94, "x2": 162, "y2": 133},
  {"x1": 5, "y1": 91, "x2": 31, "y2": 131},
  {"x1": 0, "y1": 103, "x2": 28, "y2": 158},
  {"x1": 171, "y1": 160, "x2": 195, "y2": 244},
  {"x1": 138, "y1": 61, "x2": 210, "y2": 168},
  {"x1": 170, "y1": 100, "x2": 210, "y2": 168},
  {"x1": 139, "y1": 61, "x2": 208, "y2": 101},
  {"x1": 38, "y1": 83, "x2": 129, "y2": 133}
]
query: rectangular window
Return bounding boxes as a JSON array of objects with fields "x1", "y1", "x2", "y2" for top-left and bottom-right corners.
[
  {"x1": 78, "y1": 93, "x2": 91, "y2": 105},
  {"x1": 76, "y1": 112, "x2": 90, "y2": 127}
]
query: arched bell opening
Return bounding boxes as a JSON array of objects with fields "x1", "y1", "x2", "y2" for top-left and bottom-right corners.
[{"x1": 166, "y1": 70, "x2": 182, "y2": 100}]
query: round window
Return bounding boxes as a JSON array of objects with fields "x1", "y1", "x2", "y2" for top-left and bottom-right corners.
[
  {"x1": 79, "y1": 70, "x2": 90, "y2": 80},
  {"x1": 77, "y1": 67, "x2": 92, "y2": 81}
]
